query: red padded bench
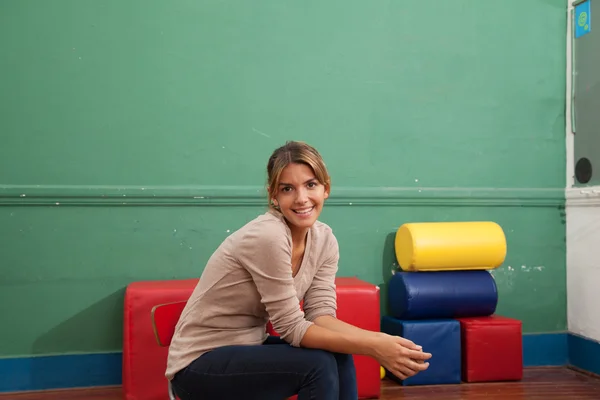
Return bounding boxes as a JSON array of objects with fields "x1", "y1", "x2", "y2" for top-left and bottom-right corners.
[{"x1": 123, "y1": 277, "x2": 381, "y2": 400}]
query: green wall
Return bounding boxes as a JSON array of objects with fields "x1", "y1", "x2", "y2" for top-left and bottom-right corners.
[{"x1": 0, "y1": 0, "x2": 566, "y2": 358}]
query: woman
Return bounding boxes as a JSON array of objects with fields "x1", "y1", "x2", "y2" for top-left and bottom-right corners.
[{"x1": 166, "y1": 141, "x2": 431, "y2": 399}]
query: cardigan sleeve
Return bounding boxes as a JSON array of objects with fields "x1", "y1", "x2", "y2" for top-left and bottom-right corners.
[{"x1": 303, "y1": 233, "x2": 339, "y2": 321}]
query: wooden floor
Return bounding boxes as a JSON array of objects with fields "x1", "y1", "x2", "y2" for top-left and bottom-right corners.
[{"x1": 2, "y1": 367, "x2": 600, "y2": 399}]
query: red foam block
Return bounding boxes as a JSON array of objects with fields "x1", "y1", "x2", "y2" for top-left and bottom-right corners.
[
  {"x1": 456, "y1": 315, "x2": 523, "y2": 383},
  {"x1": 124, "y1": 277, "x2": 381, "y2": 400},
  {"x1": 123, "y1": 279, "x2": 198, "y2": 400},
  {"x1": 334, "y1": 278, "x2": 381, "y2": 399}
]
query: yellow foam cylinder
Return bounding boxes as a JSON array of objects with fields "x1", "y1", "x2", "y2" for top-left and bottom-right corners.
[{"x1": 395, "y1": 221, "x2": 506, "y2": 271}]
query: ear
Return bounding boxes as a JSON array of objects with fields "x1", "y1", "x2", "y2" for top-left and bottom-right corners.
[
  {"x1": 266, "y1": 187, "x2": 275, "y2": 204},
  {"x1": 324, "y1": 185, "x2": 330, "y2": 200}
]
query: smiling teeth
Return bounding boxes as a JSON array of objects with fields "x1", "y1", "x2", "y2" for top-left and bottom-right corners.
[{"x1": 295, "y1": 207, "x2": 313, "y2": 214}]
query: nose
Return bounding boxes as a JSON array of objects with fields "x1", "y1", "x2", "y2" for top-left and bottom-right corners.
[{"x1": 295, "y1": 187, "x2": 308, "y2": 204}]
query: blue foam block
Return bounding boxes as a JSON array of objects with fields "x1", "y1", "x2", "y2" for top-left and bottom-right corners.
[
  {"x1": 388, "y1": 270, "x2": 497, "y2": 319},
  {"x1": 381, "y1": 316, "x2": 461, "y2": 386}
]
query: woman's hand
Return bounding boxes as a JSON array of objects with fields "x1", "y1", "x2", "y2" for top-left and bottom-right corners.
[{"x1": 369, "y1": 332, "x2": 432, "y2": 380}]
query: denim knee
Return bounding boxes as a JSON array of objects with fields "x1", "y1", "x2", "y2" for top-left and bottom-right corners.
[
  {"x1": 309, "y1": 350, "x2": 339, "y2": 382},
  {"x1": 332, "y1": 352, "x2": 357, "y2": 399},
  {"x1": 333, "y1": 352, "x2": 354, "y2": 367}
]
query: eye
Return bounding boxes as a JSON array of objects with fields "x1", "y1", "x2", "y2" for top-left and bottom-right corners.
[
  {"x1": 280, "y1": 186, "x2": 292, "y2": 193},
  {"x1": 307, "y1": 181, "x2": 318, "y2": 188}
]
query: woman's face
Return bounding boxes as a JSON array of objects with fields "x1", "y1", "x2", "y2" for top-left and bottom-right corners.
[{"x1": 272, "y1": 162, "x2": 329, "y2": 233}]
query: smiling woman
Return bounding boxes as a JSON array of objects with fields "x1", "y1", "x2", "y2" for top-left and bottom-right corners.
[
  {"x1": 267, "y1": 142, "x2": 331, "y2": 277},
  {"x1": 164, "y1": 141, "x2": 431, "y2": 400}
]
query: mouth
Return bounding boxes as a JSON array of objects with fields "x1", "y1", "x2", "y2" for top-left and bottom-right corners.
[{"x1": 293, "y1": 206, "x2": 315, "y2": 216}]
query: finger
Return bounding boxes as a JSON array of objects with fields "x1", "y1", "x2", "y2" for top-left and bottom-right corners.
[
  {"x1": 398, "y1": 365, "x2": 418, "y2": 378},
  {"x1": 406, "y1": 360, "x2": 430, "y2": 372},
  {"x1": 393, "y1": 371, "x2": 408, "y2": 380},
  {"x1": 407, "y1": 349, "x2": 432, "y2": 361},
  {"x1": 393, "y1": 336, "x2": 421, "y2": 349},
  {"x1": 390, "y1": 366, "x2": 412, "y2": 380}
]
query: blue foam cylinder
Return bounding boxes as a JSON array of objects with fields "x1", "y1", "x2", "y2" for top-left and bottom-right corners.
[
  {"x1": 381, "y1": 316, "x2": 462, "y2": 385},
  {"x1": 388, "y1": 270, "x2": 497, "y2": 319}
]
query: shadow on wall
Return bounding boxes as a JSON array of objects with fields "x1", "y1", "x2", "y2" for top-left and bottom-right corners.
[
  {"x1": 378, "y1": 231, "x2": 397, "y2": 319},
  {"x1": 32, "y1": 287, "x2": 125, "y2": 355},
  {"x1": 26, "y1": 288, "x2": 125, "y2": 389}
]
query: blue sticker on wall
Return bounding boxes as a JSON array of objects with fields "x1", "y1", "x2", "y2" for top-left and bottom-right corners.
[{"x1": 575, "y1": 0, "x2": 591, "y2": 38}]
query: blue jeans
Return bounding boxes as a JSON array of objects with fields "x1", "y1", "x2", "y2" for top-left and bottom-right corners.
[{"x1": 171, "y1": 336, "x2": 358, "y2": 400}]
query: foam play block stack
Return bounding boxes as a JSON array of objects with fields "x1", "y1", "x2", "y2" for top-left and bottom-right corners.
[
  {"x1": 382, "y1": 221, "x2": 523, "y2": 385},
  {"x1": 123, "y1": 277, "x2": 381, "y2": 400},
  {"x1": 383, "y1": 269, "x2": 497, "y2": 386}
]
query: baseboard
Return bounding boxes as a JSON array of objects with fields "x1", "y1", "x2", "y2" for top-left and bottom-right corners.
[
  {"x1": 523, "y1": 332, "x2": 568, "y2": 366},
  {"x1": 568, "y1": 333, "x2": 600, "y2": 376},
  {"x1": 0, "y1": 332, "x2": 597, "y2": 393},
  {"x1": 0, "y1": 352, "x2": 121, "y2": 392}
]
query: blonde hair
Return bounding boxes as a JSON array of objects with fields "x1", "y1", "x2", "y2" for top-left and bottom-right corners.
[{"x1": 266, "y1": 141, "x2": 331, "y2": 209}]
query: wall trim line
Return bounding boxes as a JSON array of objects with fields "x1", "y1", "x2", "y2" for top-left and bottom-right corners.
[
  {"x1": 0, "y1": 185, "x2": 565, "y2": 207},
  {"x1": 566, "y1": 187, "x2": 600, "y2": 206}
]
